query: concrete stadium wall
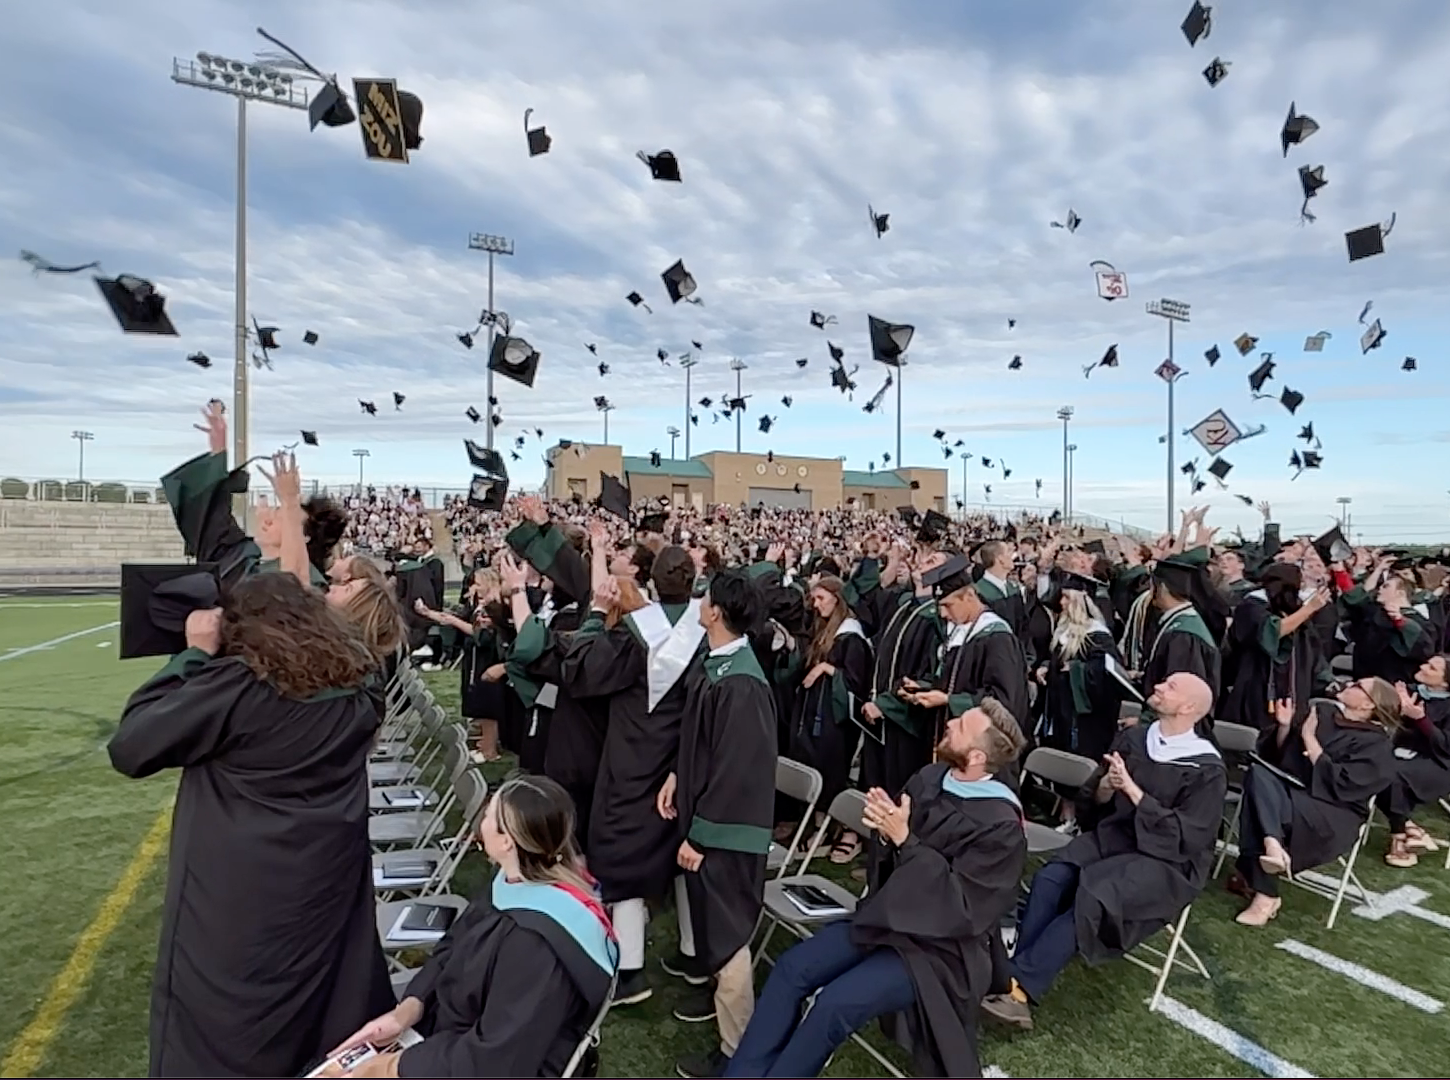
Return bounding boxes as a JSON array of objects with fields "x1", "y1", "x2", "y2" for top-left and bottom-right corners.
[{"x1": 0, "y1": 502, "x2": 185, "y2": 584}]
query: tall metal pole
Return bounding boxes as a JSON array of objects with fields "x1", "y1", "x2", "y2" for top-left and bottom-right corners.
[
  {"x1": 735, "y1": 365, "x2": 743, "y2": 453},
  {"x1": 1166, "y1": 318, "x2": 1175, "y2": 534},
  {"x1": 682, "y1": 358, "x2": 695, "y2": 458},
  {"x1": 961, "y1": 454, "x2": 967, "y2": 517},
  {"x1": 1147, "y1": 299, "x2": 1191, "y2": 535},
  {"x1": 895, "y1": 363, "x2": 904, "y2": 466},
  {"x1": 1068, "y1": 445, "x2": 1077, "y2": 520},
  {"x1": 603, "y1": 408, "x2": 610, "y2": 444},
  {"x1": 468, "y1": 232, "x2": 515, "y2": 450},
  {"x1": 233, "y1": 95, "x2": 248, "y2": 476}
]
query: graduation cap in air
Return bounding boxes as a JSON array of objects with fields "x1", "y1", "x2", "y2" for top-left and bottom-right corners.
[
  {"x1": 829, "y1": 362, "x2": 858, "y2": 394},
  {"x1": 464, "y1": 438, "x2": 504, "y2": 473},
  {"x1": 869, "y1": 205, "x2": 890, "y2": 237},
  {"x1": 1278, "y1": 386, "x2": 1304, "y2": 414},
  {"x1": 932, "y1": 429, "x2": 946, "y2": 441},
  {"x1": 1289, "y1": 449, "x2": 1322, "y2": 478},
  {"x1": 661, "y1": 259, "x2": 697, "y2": 304},
  {"x1": 1204, "y1": 344, "x2": 1221, "y2": 367},
  {"x1": 1298, "y1": 422, "x2": 1317, "y2": 444},
  {"x1": 1298, "y1": 165, "x2": 1328, "y2": 223},
  {"x1": 119, "y1": 562, "x2": 222, "y2": 660},
  {"x1": 758, "y1": 415, "x2": 775, "y2": 434},
  {"x1": 895, "y1": 505, "x2": 919, "y2": 526},
  {"x1": 638, "y1": 511, "x2": 668, "y2": 535},
  {"x1": 1007, "y1": 318, "x2": 1017, "y2": 329},
  {"x1": 1050, "y1": 209, "x2": 1082, "y2": 233},
  {"x1": 1313, "y1": 525, "x2": 1353, "y2": 566},
  {"x1": 868, "y1": 316, "x2": 914, "y2": 366},
  {"x1": 862, "y1": 374, "x2": 892, "y2": 414},
  {"x1": 488, "y1": 335, "x2": 541, "y2": 388},
  {"x1": 1346, "y1": 214, "x2": 1396, "y2": 262},
  {"x1": 187, "y1": 351, "x2": 211, "y2": 369},
  {"x1": 916, "y1": 509, "x2": 951, "y2": 544},
  {"x1": 359, "y1": 400, "x2": 377, "y2": 415},
  {"x1": 1281, "y1": 102, "x2": 1320, "y2": 156},
  {"x1": 655, "y1": 348, "x2": 670, "y2": 364},
  {"x1": 625, "y1": 291, "x2": 653, "y2": 313},
  {"x1": 1234, "y1": 332, "x2": 1258, "y2": 356},
  {"x1": 827, "y1": 341, "x2": 845, "y2": 364},
  {"x1": 1360, "y1": 319, "x2": 1387, "y2": 354},
  {"x1": 1008, "y1": 354, "x2": 1025, "y2": 371},
  {"x1": 648, "y1": 449, "x2": 662, "y2": 468},
  {"x1": 781, "y1": 395, "x2": 793, "y2": 408},
  {"x1": 810, "y1": 310, "x2": 836, "y2": 329},
  {"x1": 597, "y1": 473, "x2": 631, "y2": 520},
  {"x1": 1181, "y1": 1, "x2": 1212, "y2": 45},
  {"x1": 637, "y1": 150, "x2": 681, "y2": 182},
  {"x1": 698, "y1": 397, "x2": 713, "y2": 408},
  {"x1": 1207, "y1": 457, "x2": 1232, "y2": 484},
  {"x1": 307, "y1": 78, "x2": 356, "y2": 130},
  {"x1": 392, "y1": 391, "x2": 405, "y2": 410},
  {"x1": 1403, "y1": 357, "x2": 1418, "y2": 372},
  {"x1": 941, "y1": 445, "x2": 954, "y2": 460},
  {"x1": 597, "y1": 362, "x2": 610, "y2": 377},
  {"x1": 465, "y1": 406, "x2": 481, "y2": 423},
  {"x1": 94, "y1": 274, "x2": 177, "y2": 335},
  {"x1": 300, "y1": 430, "x2": 318, "y2": 447},
  {"x1": 1203, "y1": 58, "x2": 1231, "y2": 87},
  {"x1": 302, "y1": 329, "x2": 319, "y2": 346},
  {"x1": 523, "y1": 108, "x2": 551, "y2": 156},
  {"x1": 1083, "y1": 343, "x2": 1118, "y2": 379},
  {"x1": 726, "y1": 396, "x2": 749, "y2": 413},
  {"x1": 1248, "y1": 356, "x2": 1276, "y2": 393},
  {"x1": 1303, "y1": 331, "x2": 1330, "y2": 352},
  {"x1": 468, "y1": 472, "x2": 508, "y2": 512}
]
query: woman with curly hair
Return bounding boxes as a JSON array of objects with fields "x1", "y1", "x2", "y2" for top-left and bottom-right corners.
[{"x1": 108, "y1": 573, "x2": 395, "y2": 1078}]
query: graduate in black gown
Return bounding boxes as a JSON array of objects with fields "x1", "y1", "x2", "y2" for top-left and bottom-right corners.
[
  {"x1": 1037, "y1": 573, "x2": 1126, "y2": 765},
  {"x1": 392, "y1": 541, "x2": 448, "y2": 652},
  {"x1": 325, "y1": 776, "x2": 617, "y2": 1078},
  {"x1": 984, "y1": 672, "x2": 1226, "y2": 1027},
  {"x1": 1134, "y1": 551, "x2": 1225, "y2": 726},
  {"x1": 108, "y1": 573, "x2": 393, "y2": 1078},
  {"x1": 1233, "y1": 680, "x2": 1399, "y2": 925},
  {"x1": 1338, "y1": 563, "x2": 1436, "y2": 686},
  {"x1": 726, "y1": 698, "x2": 1027, "y2": 1079},
  {"x1": 973, "y1": 540, "x2": 1031, "y2": 661},
  {"x1": 1379, "y1": 656, "x2": 1450, "y2": 866},
  {"x1": 662, "y1": 569, "x2": 777, "y2": 1078},
  {"x1": 1220, "y1": 564, "x2": 1331, "y2": 730}
]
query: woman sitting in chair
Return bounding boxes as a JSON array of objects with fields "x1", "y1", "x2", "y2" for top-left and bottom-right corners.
[
  {"x1": 1380, "y1": 656, "x2": 1450, "y2": 867},
  {"x1": 1234, "y1": 679, "x2": 1400, "y2": 926},
  {"x1": 326, "y1": 776, "x2": 618, "y2": 1078}
]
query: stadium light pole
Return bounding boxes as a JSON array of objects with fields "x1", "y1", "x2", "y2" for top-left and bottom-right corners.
[
  {"x1": 1067, "y1": 444, "x2": 1078, "y2": 521},
  {"x1": 352, "y1": 448, "x2": 370, "y2": 489},
  {"x1": 468, "y1": 232, "x2": 516, "y2": 452},
  {"x1": 1337, "y1": 496, "x2": 1353, "y2": 531},
  {"x1": 1056, "y1": 406, "x2": 1074, "y2": 523},
  {"x1": 1147, "y1": 298, "x2": 1192, "y2": 533},
  {"x1": 680, "y1": 353, "x2": 698, "y2": 458},
  {"x1": 959, "y1": 450, "x2": 972, "y2": 520},
  {"x1": 730, "y1": 358, "x2": 748, "y2": 453},
  {"x1": 598, "y1": 401, "x2": 616, "y2": 444},
  {"x1": 171, "y1": 53, "x2": 308, "y2": 488},
  {"x1": 71, "y1": 430, "x2": 94, "y2": 484},
  {"x1": 667, "y1": 426, "x2": 681, "y2": 459}
]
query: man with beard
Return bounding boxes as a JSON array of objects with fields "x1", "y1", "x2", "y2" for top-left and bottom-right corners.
[
  {"x1": 724, "y1": 699, "x2": 1026, "y2": 1079},
  {"x1": 1220, "y1": 563, "x2": 1332, "y2": 730}
]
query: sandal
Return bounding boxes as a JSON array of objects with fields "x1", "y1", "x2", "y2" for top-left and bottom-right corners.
[
  {"x1": 829, "y1": 831, "x2": 863, "y2": 865},
  {"x1": 1386, "y1": 834, "x2": 1419, "y2": 868},
  {"x1": 1404, "y1": 822, "x2": 1440, "y2": 854}
]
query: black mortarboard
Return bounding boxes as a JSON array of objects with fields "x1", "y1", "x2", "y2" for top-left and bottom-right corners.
[
  {"x1": 1313, "y1": 526, "x2": 1353, "y2": 566},
  {"x1": 468, "y1": 472, "x2": 507, "y2": 512},
  {"x1": 457, "y1": 331, "x2": 476, "y2": 350},
  {"x1": 466, "y1": 406, "x2": 481, "y2": 423},
  {"x1": 829, "y1": 364, "x2": 854, "y2": 392},
  {"x1": 187, "y1": 351, "x2": 211, "y2": 369},
  {"x1": 1360, "y1": 319, "x2": 1387, "y2": 353},
  {"x1": 810, "y1": 310, "x2": 835, "y2": 329},
  {"x1": 1180, "y1": 460, "x2": 1198, "y2": 476},
  {"x1": 1203, "y1": 57, "x2": 1230, "y2": 86},
  {"x1": 1087, "y1": 343, "x2": 1119, "y2": 377},
  {"x1": 1050, "y1": 208, "x2": 1082, "y2": 232},
  {"x1": 1207, "y1": 457, "x2": 1232, "y2": 481},
  {"x1": 488, "y1": 334, "x2": 541, "y2": 388},
  {"x1": 827, "y1": 341, "x2": 845, "y2": 364},
  {"x1": 524, "y1": 108, "x2": 551, "y2": 156},
  {"x1": 308, "y1": 79, "x2": 356, "y2": 130},
  {"x1": 780, "y1": 395, "x2": 793, "y2": 409},
  {"x1": 637, "y1": 150, "x2": 681, "y2": 182},
  {"x1": 909, "y1": 479, "x2": 922, "y2": 490},
  {"x1": 625, "y1": 291, "x2": 652, "y2": 312},
  {"x1": 638, "y1": 511, "x2": 668, "y2": 535},
  {"x1": 1234, "y1": 332, "x2": 1258, "y2": 356},
  {"x1": 758, "y1": 415, "x2": 775, "y2": 434},
  {"x1": 1299, "y1": 164, "x2": 1328, "y2": 203},
  {"x1": 868, "y1": 315, "x2": 914, "y2": 366},
  {"x1": 981, "y1": 457, "x2": 993, "y2": 469},
  {"x1": 95, "y1": 274, "x2": 177, "y2": 335},
  {"x1": 1008, "y1": 355, "x2": 1023, "y2": 370},
  {"x1": 253, "y1": 325, "x2": 279, "y2": 352},
  {"x1": 1304, "y1": 331, "x2": 1330, "y2": 352},
  {"x1": 656, "y1": 347, "x2": 669, "y2": 363},
  {"x1": 300, "y1": 430, "x2": 318, "y2": 447},
  {"x1": 942, "y1": 445, "x2": 954, "y2": 460},
  {"x1": 1152, "y1": 554, "x2": 1201, "y2": 598},
  {"x1": 1181, "y1": 1, "x2": 1212, "y2": 45},
  {"x1": 869, "y1": 204, "x2": 890, "y2": 237},
  {"x1": 598, "y1": 361, "x2": 610, "y2": 376},
  {"x1": 1346, "y1": 215, "x2": 1395, "y2": 262},
  {"x1": 396, "y1": 90, "x2": 424, "y2": 150},
  {"x1": 1235, "y1": 494, "x2": 1254, "y2": 506},
  {"x1": 932, "y1": 429, "x2": 946, "y2": 441},
  {"x1": 598, "y1": 473, "x2": 631, "y2": 520},
  {"x1": 1082, "y1": 539, "x2": 1107, "y2": 556},
  {"x1": 1060, "y1": 570, "x2": 1106, "y2": 596},
  {"x1": 120, "y1": 563, "x2": 221, "y2": 659},
  {"x1": 661, "y1": 259, "x2": 697, "y2": 304},
  {"x1": 1281, "y1": 102, "x2": 1319, "y2": 156},
  {"x1": 896, "y1": 505, "x2": 919, "y2": 526},
  {"x1": 1205, "y1": 344, "x2": 1221, "y2": 366},
  {"x1": 922, "y1": 553, "x2": 973, "y2": 596},
  {"x1": 1403, "y1": 356, "x2": 1418, "y2": 372},
  {"x1": 359, "y1": 400, "x2": 377, "y2": 415},
  {"x1": 795, "y1": 357, "x2": 809, "y2": 369},
  {"x1": 1248, "y1": 356, "x2": 1276, "y2": 392},
  {"x1": 916, "y1": 509, "x2": 950, "y2": 544},
  {"x1": 1299, "y1": 422, "x2": 1315, "y2": 443},
  {"x1": 727, "y1": 396, "x2": 748, "y2": 412},
  {"x1": 303, "y1": 329, "x2": 319, "y2": 345},
  {"x1": 1279, "y1": 386, "x2": 1304, "y2": 414},
  {"x1": 393, "y1": 391, "x2": 405, "y2": 409}
]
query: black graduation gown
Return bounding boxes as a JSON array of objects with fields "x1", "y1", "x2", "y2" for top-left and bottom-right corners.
[
  {"x1": 397, "y1": 881, "x2": 613, "y2": 1078},
  {"x1": 1061, "y1": 724, "x2": 1227, "y2": 963},
  {"x1": 108, "y1": 651, "x2": 393, "y2": 1079},
  {"x1": 863, "y1": 592, "x2": 945, "y2": 798},
  {"x1": 506, "y1": 520, "x2": 591, "y2": 610},
  {"x1": 974, "y1": 575, "x2": 1031, "y2": 663},
  {"x1": 1384, "y1": 696, "x2": 1450, "y2": 816},
  {"x1": 1254, "y1": 702, "x2": 1397, "y2": 870},
  {"x1": 461, "y1": 624, "x2": 507, "y2": 720},
  {"x1": 1220, "y1": 594, "x2": 1322, "y2": 730},
  {"x1": 395, "y1": 556, "x2": 447, "y2": 651},
  {"x1": 1024, "y1": 596, "x2": 1054, "y2": 682},
  {"x1": 1141, "y1": 603, "x2": 1222, "y2": 715},
  {"x1": 852, "y1": 765, "x2": 1027, "y2": 1079},
  {"x1": 1343, "y1": 587, "x2": 1436, "y2": 686},
  {"x1": 1039, "y1": 630, "x2": 1125, "y2": 762},
  {"x1": 935, "y1": 615, "x2": 1031, "y2": 737},
  {"x1": 788, "y1": 627, "x2": 873, "y2": 809},
  {"x1": 560, "y1": 608, "x2": 695, "y2": 902},
  {"x1": 676, "y1": 642, "x2": 776, "y2": 972}
]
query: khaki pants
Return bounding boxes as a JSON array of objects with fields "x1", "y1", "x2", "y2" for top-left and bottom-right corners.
[{"x1": 715, "y1": 946, "x2": 755, "y2": 1057}]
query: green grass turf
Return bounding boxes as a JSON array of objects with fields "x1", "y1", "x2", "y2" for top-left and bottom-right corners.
[{"x1": 3, "y1": 594, "x2": 1450, "y2": 1077}]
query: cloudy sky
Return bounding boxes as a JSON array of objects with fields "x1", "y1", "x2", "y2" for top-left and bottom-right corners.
[{"x1": 2, "y1": 0, "x2": 1448, "y2": 542}]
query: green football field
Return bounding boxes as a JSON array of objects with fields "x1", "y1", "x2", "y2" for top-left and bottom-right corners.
[{"x1": 2, "y1": 594, "x2": 1449, "y2": 1078}]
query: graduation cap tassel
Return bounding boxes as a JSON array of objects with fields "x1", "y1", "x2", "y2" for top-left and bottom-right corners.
[
  {"x1": 1299, "y1": 199, "x2": 1316, "y2": 225},
  {"x1": 19, "y1": 250, "x2": 100, "y2": 274},
  {"x1": 255, "y1": 27, "x2": 328, "y2": 81}
]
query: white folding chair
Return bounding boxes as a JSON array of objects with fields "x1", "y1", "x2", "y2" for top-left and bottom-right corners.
[
  {"x1": 373, "y1": 768, "x2": 489, "y2": 899},
  {"x1": 767, "y1": 759, "x2": 824, "y2": 878},
  {"x1": 1210, "y1": 721, "x2": 1259, "y2": 877},
  {"x1": 1285, "y1": 799, "x2": 1375, "y2": 929},
  {"x1": 1129, "y1": 903, "x2": 1210, "y2": 1013},
  {"x1": 561, "y1": 974, "x2": 617, "y2": 1079},
  {"x1": 1021, "y1": 747, "x2": 1099, "y2": 859}
]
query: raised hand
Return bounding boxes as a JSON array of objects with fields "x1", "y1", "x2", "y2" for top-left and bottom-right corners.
[{"x1": 193, "y1": 400, "x2": 227, "y2": 455}]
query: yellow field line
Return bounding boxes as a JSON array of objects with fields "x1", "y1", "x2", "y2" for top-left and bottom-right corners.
[{"x1": 1, "y1": 804, "x2": 172, "y2": 1079}]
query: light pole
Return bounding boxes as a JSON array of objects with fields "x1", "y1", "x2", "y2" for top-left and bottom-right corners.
[
  {"x1": 895, "y1": 360, "x2": 906, "y2": 467},
  {"x1": 667, "y1": 426, "x2": 681, "y2": 459},
  {"x1": 598, "y1": 400, "x2": 616, "y2": 444},
  {"x1": 729, "y1": 358, "x2": 748, "y2": 453},
  {"x1": 959, "y1": 450, "x2": 972, "y2": 520},
  {"x1": 1067, "y1": 444, "x2": 1078, "y2": 521},
  {"x1": 71, "y1": 430, "x2": 94, "y2": 485},
  {"x1": 680, "y1": 353, "x2": 698, "y2": 458},
  {"x1": 171, "y1": 54, "x2": 308, "y2": 486},
  {"x1": 352, "y1": 448, "x2": 370, "y2": 488},
  {"x1": 1336, "y1": 496, "x2": 1353, "y2": 532},
  {"x1": 468, "y1": 232, "x2": 516, "y2": 451},
  {"x1": 1056, "y1": 406, "x2": 1074, "y2": 522},
  {"x1": 1147, "y1": 298, "x2": 1192, "y2": 533}
]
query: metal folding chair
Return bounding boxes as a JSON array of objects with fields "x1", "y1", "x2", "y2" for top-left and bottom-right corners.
[
  {"x1": 767, "y1": 758, "x2": 824, "y2": 878},
  {"x1": 373, "y1": 768, "x2": 489, "y2": 899},
  {"x1": 1129, "y1": 903, "x2": 1210, "y2": 1013},
  {"x1": 1210, "y1": 721, "x2": 1259, "y2": 877},
  {"x1": 1021, "y1": 747, "x2": 1099, "y2": 858},
  {"x1": 1285, "y1": 799, "x2": 1375, "y2": 929},
  {"x1": 562, "y1": 974, "x2": 617, "y2": 1079},
  {"x1": 369, "y1": 730, "x2": 469, "y2": 851}
]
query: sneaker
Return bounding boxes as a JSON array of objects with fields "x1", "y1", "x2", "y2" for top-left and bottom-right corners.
[
  {"x1": 611, "y1": 968, "x2": 653, "y2": 1007},
  {"x1": 661, "y1": 951, "x2": 711, "y2": 986},
  {"x1": 676, "y1": 1048, "x2": 729, "y2": 1078},
  {"x1": 981, "y1": 992, "x2": 1034, "y2": 1031},
  {"x1": 1053, "y1": 819, "x2": 1080, "y2": 836},
  {"x1": 672, "y1": 985, "x2": 717, "y2": 1023}
]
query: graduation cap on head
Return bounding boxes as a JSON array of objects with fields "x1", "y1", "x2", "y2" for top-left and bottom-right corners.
[
  {"x1": 1313, "y1": 525, "x2": 1353, "y2": 566},
  {"x1": 465, "y1": 406, "x2": 481, "y2": 423},
  {"x1": 922, "y1": 553, "x2": 973, "y2": 596},
  {"x1": 359, "y1": 399, "x2": 377, "y2": 415},
  {"x1": 1248, "y1": 356, "x2": 1276, "y2": 393},
  {"x1": 1204, "y1": 344, "x2": 1221, "y2": 366},
  {"x1": 597, "y1": 473, "x2": 631, "y2": 520},
  {"x1": 1181, "y1": 0, "x2": 1212, "y2": 45},
  {"x1": 1234, "y1": 333, "x2": 1258, "y2": 356},
  {"x1": 625, "y1": 291, "x2": 653, "y2": 313},
  {"x1": 1203, "y1": 57, "x2": 1231, "y2": 87},
  {"x1": 1281, "y1": 102, "x2": 1319, "y2": 156},
  {"x1": 1050, "y1": 209, "x2": 1082, "y2": 232},
  {"x1": 488, "y1": 335, "x2": 541, "y2": 388},
  {"x1": 916, "y1": 509, "x2": 951, "y2": 544},
  {"x1": 810, "y1": 310, "x2": 836, "y2": 329},
  {"x1": 300, "y1": 430, "x2": 318, "y2": 447},
  {"x1": 119, "y1": 563, "x2": 221, "y2": 659},
  {"x1": 868, "y1": 316, "x2": 914, "y2": 367},
  {"x1": 1304, "y1": 331, "x2": 1330, "y2": 352},
  {"x1": 1207, "y1": 457, "x2": 1232, "y2": 483},
  {"x1": 868, "y1": 205, "x2": 890, "y2": 237},
  {"x1": 393, "y1": 391, "x2": 405, "y2": 410},
  {"x1": 523, "y1": 108, "x2": 551, "y2": 156},
  {"x1": 94, "y1": 274, "x2": 177, "y2": 335},
  {"x1": 1346, "y1": 214, "x2": 1396, "y2": 262},
  {"x1": 1008, "y1": 355, "x2": 1024, "y2": 370},
  {"x1": 187, "y1": 351, "x2": 211, "y2": 369},
  {"x1": 637, "y1": 150, "x2": 681, "y2": 182},
  {"x1": 1279, "y1": 386, "x2": 1304, "y2": 414},
  {"x1": 1360, "y1": 319, "x2": 1387, "y2": 354},
  {"x1": 661, "y1": 259, "x2": 697, "y2": 304},
  {"x1": 1403, "y1": 356, "x2": 1418, "y2": 372},
  {"x1": 1298, "y1": 165, "x2": 1328, "y2": 222}
]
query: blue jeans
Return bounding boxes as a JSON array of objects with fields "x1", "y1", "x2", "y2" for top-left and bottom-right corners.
[
  {"x1": 1010, "y1": 860, "x2": 1082, "y2": 1003},
  {"x1": 724, "y1": 920, "x2": 916, "y2": 1078}
]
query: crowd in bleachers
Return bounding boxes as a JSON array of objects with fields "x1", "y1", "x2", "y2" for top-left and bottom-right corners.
[{"x1": 340, "y1": 485, "x2": 434, "y2": 557}]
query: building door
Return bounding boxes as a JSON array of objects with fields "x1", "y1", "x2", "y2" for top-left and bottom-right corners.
[{"x1": 672, "y1": 484, "x2": 689, "y2": 509}]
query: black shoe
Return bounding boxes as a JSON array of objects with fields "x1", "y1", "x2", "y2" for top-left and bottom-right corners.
[
  {"x1": 611, "y1": 968, "x2": 653, "y2": 1006},
  {"x1": 672, "y1": 985, "x2": 717, "y2": 1023},
  {"x1": 661, "y1": 950, "x2": 711, "y2": 986},
  {"x1": 676, "y1": 1048, "x2": 729, "y2": 1078}
]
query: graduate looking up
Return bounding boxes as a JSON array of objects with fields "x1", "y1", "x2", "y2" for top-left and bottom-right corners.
[
  {"x1": 1335, "y1": 555, "x2": 1436, "y2": 686},
  {"x1": 327, "y1": 776, "x2": 618, "y2": 1078},
  {"x1": 1219, "y1": 563, "x2": 1331, "y2": 731}
]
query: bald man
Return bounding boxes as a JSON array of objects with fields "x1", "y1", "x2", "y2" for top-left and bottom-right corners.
[{"x1": 984, "y1": 672, "x2": 1227, "y2": 1028}]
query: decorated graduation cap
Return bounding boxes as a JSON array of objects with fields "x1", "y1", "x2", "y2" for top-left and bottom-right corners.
[
  {"x1": 119, "y1": 562, "x2": 221, "y2": 659},
  {"x1": 661, "y1": 259, "x2": 697, "y2": 304},
  {"x1": 637, "y1": 150, "x2": 681, "y2": 182},
  {"x1": 95, "y1": 274, "x2": 177, "y2": 335},
  {"x1": 1181, "y1": 1, "x2": 1212, "y2": 45},
  {"x1": 524, "y1": 108, "x2": 551, "y2": 156},
  {"x1": 1346, "y1": 214, "x2": 1395, "y2": 262},
  {"x1": 1280, "y1": 101, "x2": 1319, "y2": 156},
  {"x1": 868, "y1": 316, "x2": 914, "y2": 366},
  {"x1": 1313, "y1": 525, "x2": 1353, "y2": 566},
  {"x1": 868, "y1": 204, "x2": 890, "y2": 237},
  {"x1": 1303, "y1": 330, "x2": 1330, "y2": 352},
  {"x1": 488, "y1": 334, "x2": 541, "y2": 388},
  {"x1": 597, "y1": 472, "x2": 631, "y2": 520},
  {"x1": 1360, "y1": 319, "x2": 1387, "y2": 354},
  {"x1": 1234, "y1": 332, "x2": 1258, "y2": 356},
  {"x1": 1203, "y1": 57, "x2": 1231, "y2": 87}
]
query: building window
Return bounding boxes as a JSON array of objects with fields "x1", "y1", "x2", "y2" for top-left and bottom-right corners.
[{"x1": 567, "y1": 477, "x2": 587, "y2": 498}]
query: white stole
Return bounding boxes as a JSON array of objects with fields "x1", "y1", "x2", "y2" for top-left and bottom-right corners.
[{"x1": 629, "y1": 599, "x2": 706, "y2": 712}]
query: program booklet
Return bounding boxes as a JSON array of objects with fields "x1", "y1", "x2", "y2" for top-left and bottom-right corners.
[{"x1": 305, "y1": 1029, "x2": 423, "y2": 1077}]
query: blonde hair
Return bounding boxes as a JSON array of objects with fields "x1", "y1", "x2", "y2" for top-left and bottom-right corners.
[
  {"x1": 339, "y1": 557, "x2": 405, "y2": 661},
  {"x1": 493, "y1": 775, "x2": 593, "y2": 892},
  {"x1": 1052, "y1": 588, "x2": 1101, "y2": 661}
]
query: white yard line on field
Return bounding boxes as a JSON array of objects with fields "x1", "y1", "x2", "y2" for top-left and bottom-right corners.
[
  {"x1": 0, "y1": 621, "x2": 120, "y2": 663},
  {"x1": 1276, "y1": 939, "x2": 1442, "y2": 1014},
  {"x1": 1154, "y1": 996, "x2": 1316, "y2": 1078}
]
